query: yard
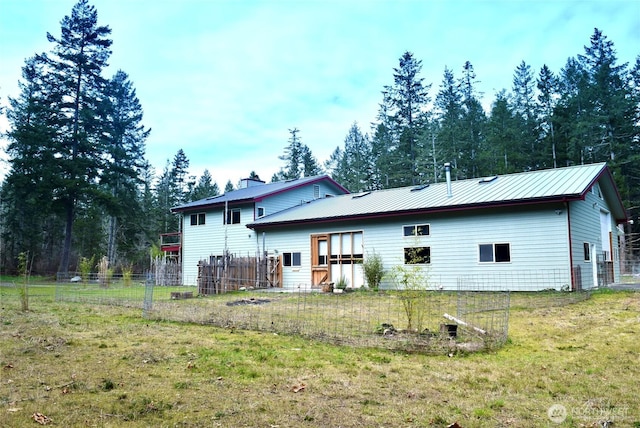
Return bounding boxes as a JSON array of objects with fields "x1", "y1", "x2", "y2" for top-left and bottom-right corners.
[{"x1": 1, "y1": 282, "x2": 638, "y2": 427}]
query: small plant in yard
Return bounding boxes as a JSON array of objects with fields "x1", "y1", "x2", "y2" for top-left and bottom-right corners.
[
  {"x1": 390, "y1": 248, "x2": 430, "y2": 332},
  {"x1": 78, "y1": 255, "x2": 96, "y2": 284},
  {"x1": 363, "y1": 251, "x2": 385, "y2": 291},
  {"x1": 98, "y1": 256, "x2": 113, "y2": 288},
  {"x1": 335, "y1": 275, "x2": 348, "y2": 290},
  {"x1": 122, "y1": 264, "x2": 134, "y2": 287}
]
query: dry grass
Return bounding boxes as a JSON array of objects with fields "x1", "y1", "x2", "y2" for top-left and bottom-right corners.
[{"x1": 0, "y1": 288, "x2": 638, "y2": 427}]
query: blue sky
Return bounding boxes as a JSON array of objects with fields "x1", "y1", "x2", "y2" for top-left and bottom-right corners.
[{"x1": 1, "y1": 0, "x2": 638, "y2": 188}]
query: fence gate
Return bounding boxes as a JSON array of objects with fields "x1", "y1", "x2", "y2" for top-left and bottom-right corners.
[{"x1": 198, "y1": 253, "x2": 282, "y2": 295}]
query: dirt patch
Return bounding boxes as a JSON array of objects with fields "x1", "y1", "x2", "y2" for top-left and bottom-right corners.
[{"x1": 226, "y1": 298, "x2": 271, "y2": 307}]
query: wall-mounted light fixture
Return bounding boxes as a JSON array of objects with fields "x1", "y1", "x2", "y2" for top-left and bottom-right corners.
[{"x1": 555, "y1": 209, "x2": 562, "y2": 215}]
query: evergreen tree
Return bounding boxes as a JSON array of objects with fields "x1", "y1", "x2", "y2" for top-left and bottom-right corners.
[
  {"x1": 511, "y1": 61, "x2": 539, "y2": 169},
  {"x1": 382, "y1": 52, "x2": 431, "y2": 185},
  {"x1": 434, "y1": 67, "x2": 464, "y2": 180},
  {"x1": 189, "y1": 169, "x2": 219, "y2": 201},
  {"x1": 2, "y1": 57, "x2": 63, "y2": 270},
  {"x1": 483, "y1": 90, "x2": 520, "y2": 174},
  {"x1": 224, "y1": 180, "x2": 235, "y2": 193},
  {"x1": 459, "y1": 61, "x2": 487, "y2": 177},
  {"x1": 300, "y1": 144, "x2": 323, "y2": 177},
  {"x1": 100, "y1": 70, "x2": 150, "y2": 265},
  {"x1": 276, "y1": 128, "x2": 303, "y2": 180},
  {"x1": 537, "y1": 64, "x2": 559, "y2": 168},
  {"x1": 39, "y1": 0, "x2": 113, "y2": 272}
]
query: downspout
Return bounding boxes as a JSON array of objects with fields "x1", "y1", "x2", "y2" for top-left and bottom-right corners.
[{"x1": 566, "y1": 201, "x2": 575, "y2": 290}]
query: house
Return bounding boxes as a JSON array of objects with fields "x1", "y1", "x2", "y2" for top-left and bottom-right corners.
[
  {"x1": 171, "y1": 175, "x2": 350, "y2": 285},
  {"x1": 173, "y1": 163, "x2": 627, "y2": 291},
  {"x1": 244, "y1": 163, "x2": 627, "y2": 291}
]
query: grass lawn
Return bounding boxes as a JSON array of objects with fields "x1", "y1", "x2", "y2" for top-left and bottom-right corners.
[{"x1": 0, "y1": 286, "x2": 638, "y2": 427}]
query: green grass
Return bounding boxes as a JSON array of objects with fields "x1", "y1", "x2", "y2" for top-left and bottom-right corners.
[{"x1": 0, "y1": 287, "x2": 638, "y2": 427}]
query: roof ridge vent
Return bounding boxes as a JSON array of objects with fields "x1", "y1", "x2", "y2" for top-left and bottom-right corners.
[{"x1": 479, "y1": 175, "x2": 498, "y2": 184}]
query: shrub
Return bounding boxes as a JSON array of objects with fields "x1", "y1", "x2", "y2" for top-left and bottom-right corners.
[
  {"x1": 363, "y1": 251, "x2": 385, "y2": 291},
  {"x1": 78, "y1": 255, "x2": 96, "y2": 284}
]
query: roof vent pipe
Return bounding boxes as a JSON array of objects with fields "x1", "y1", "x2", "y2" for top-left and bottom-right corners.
[{"x1": 444, "y1": 163, "x2": 452, "y2": 198}]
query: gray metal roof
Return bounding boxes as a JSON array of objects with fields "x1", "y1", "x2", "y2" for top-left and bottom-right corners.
[
  {"x1": 247, "y1": 163, "x2": 627, "y2": 228},
  {"x1": 171, "y1": 175, "x2": 348, "y2": 212}
]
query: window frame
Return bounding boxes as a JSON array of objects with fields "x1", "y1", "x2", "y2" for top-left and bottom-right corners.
[
  {"x1": 283, "y1": 251, "x2": 302, "y2": 267},
  {"x1": 583, "y1": 242, "x2": 591, "y2": 262},
  {"x1": 190, "y1": 212, "x2": 206, "y2": 226},
  {"x1": 403, "y1": 223, "x2": 430, "y2": 237},
  {"x1": 478, "y1": 243, "x2": 511, "y2": 263},
  {"x1": 256, "y1": 206, "x2": 265, "y2": 218},
  {"x1": 404, "y1": 247, "x2": 431, "y2": 264},
  {"x1": 223, "y1": 208, "x2": 241, "y2": 225}
]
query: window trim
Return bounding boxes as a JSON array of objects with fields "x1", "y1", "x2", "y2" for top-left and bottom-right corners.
[
  {"x1": 403, "y1": 223, "x2": 430, "y2": 237},
  {"x1": 283, "y1": 251, "x2": 302, "y2": 267},
  {"x1": 223, "y1": 208, "x2": 241, "y2": 225},
  {"x1": 404, "y1": 247, "x2": 431, "y2": 264},
  {"x1": 479, "y1": 243, "x2": 511, "y2": 263},
  {"x1": 190, "y1": 212, "x2": 206, "y2": 226},
  {"x1": 583, "y1": 242, "x2": 591, "y2": 262},
  {"x1": 256, "y1": 206, "x2": 265, "y2": 218}
]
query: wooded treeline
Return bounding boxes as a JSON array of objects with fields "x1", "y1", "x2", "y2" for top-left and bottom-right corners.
[{"x1": 1, "y1": 1, "x2": 639, "y2": 274}]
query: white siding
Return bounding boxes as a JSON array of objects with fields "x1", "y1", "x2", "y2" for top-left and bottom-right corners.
[
  {"x1": 180, "y1": 182, "x2": 342, "y2": 285},
  {"x1": 260, "y1": 182, "x2": 340, "y2": 215},
  {"x1": 256, "y1": 204, "x2": 572, "y2": 291},
  {"x1": 181, "y1": 204, "x2": 260, "y2": 285},
  {"x1": 569, "y1": 182, "x2": 621, "y2": 287}
]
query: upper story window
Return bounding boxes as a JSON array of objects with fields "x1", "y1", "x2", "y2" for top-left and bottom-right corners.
[
  {"x1": 257, "y1": 207, "x2": 265, "y2": 218},
  {"x1": 403, "y1": 224, "x2": 430, "y2": 237},
  {"x1": 190, "y1": 213, "x2": 206, "y2": 226},
  {"x1": 223, "y1": 208, "x2": 241, "y2": 225}
]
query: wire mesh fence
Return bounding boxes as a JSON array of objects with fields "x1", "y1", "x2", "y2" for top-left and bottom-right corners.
[
  {"x1": 47, "y1": 269, "x2": 604, "y2": 354},
  {"x1": 143, "y1": 283, "x2": 510, "y2": 354}
]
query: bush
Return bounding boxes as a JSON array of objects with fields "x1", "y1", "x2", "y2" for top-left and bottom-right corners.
[{"x1": 363, "y1": 251, "x2": 385, "y2": 291}]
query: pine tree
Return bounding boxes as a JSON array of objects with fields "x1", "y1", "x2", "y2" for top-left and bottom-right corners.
[
  {"x1": 537, "y1": 65, "x2": 559, "y2": 168},
  {"x1": 39, "y1": 0, "x2": 113, "y2": 273},
  {"x1": 383, "y1": 52, "x2": 431, "y2": 185},
  {"x1": 511, "y1": 61, "x2": 539, "y2": 170},
  {"x1": 2, "y1": 57, "x2": 63, "y2": 270},
  {"x1": 101, "y1": 70, "x2": 150, "y2": 265},
  {"x1": 434, "y1": 67, "x2": 464, "y2": 179},
  {"x1": 189, "y1": 169, "x2": 219, "y2": 201},
  {"x1": 459, "y1": 61, "x2": 487, "y2": 177}
]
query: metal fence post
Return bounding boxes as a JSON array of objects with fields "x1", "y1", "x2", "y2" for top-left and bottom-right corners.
[{"x1": 143, "y1": 272, "x2": 154, "y2": 318}]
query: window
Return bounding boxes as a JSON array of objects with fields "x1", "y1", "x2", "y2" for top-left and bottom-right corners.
[
  {"x1": 190, "y1": 213, "x2": 205, "y2": 226},
  {"x1": 283, "y1": 252, "x2": 301, "y2": 267},
  {"x1": 257, "y1": 207, "x2": 265, "y2": 218},
  {"x1": 583, "y1": 242, "x2": 591, "y2": 261},
  {"x1": 479, "y1": 243, "x2": 511, "y2": 263},
  {"x1": 404, "y1": 247, "x2": 430, "y2": 264},
  {"x1": 224, "y1": 208, "x2": 241, "y2": 224},
  {"x1": 403, "y1": 224, "x2": 430, "y2": 237}
]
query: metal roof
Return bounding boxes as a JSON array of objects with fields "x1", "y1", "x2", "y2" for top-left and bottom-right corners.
[
  {"x1": 171, "y1": 175, "x2": 349, "y2": 212},
  {"x1": 247, "y1": 163, "x2": 627, "y2": 228}
]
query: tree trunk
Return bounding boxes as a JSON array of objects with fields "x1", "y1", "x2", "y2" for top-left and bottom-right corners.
[{"x1": 58, "y1": 199, "x2": 75, "y2": 273}]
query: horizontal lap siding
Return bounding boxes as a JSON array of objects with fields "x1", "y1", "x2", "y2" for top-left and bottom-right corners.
[
  {"x1": 257, "y1": 204, "x2": 571, "y2": 291},
  {"x1": 261, "y1": 182, "x2": 340, "y2": 215},
  {"x1": 182, "y1": 205, "x2": 259, "y2": 285},
  {"x1": 570, "y1": 185, "x2": 621, "y2": 287}
]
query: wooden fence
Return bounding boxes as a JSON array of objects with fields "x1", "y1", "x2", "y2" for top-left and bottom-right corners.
[{"x1": 198, "y1": 254, "x2": 281, "y2": 295}]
